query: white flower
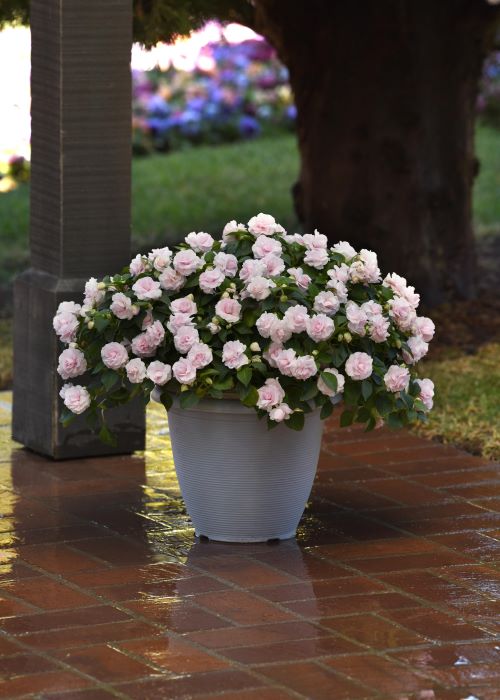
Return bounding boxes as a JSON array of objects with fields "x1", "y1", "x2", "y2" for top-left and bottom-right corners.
[
  {"x1": 302, "y1": 231, "x2": 328, "y2": 249},
  {"x1": 57, "y1": 301, "x2": 81, "y2": 316},
  {"x1": 415, "y1": 378, "x2": 434, "y2": 410},
  {"x1": 384, "y1": 365, "x2": 410, "y2": 393},
  {"x1": 213, "y1": 252, "x2": 238, "y2": 277},
  {"x1": 412, "y1": 316, "x2": 435, "y2": 342},
  {"x1": 110, "y1": 293, "x2": 139, "y2": 320},
  {"x1": 389, "y1": 297, "x2": 417, "y2": 332},
  {"x1": 130, "y1": 254, "x2": 148, "y2": 276},
  {"x1": 159, "y1": 267, "x2": 185, "y2": 292},
  {"x1": 261, "y1": 254, "x2": 285, "y2": 277},
  {"x1": 403, "y1": 336, "x2": 429, "y2": 364},
  {"x1": 59, "y1": 384, "x2": 91, "y2": 414},
  {"x1": 239, "y1": 258, "x2": 266, "y2": 282},
  {"x1": 148, "y1": 246, "x2": 172, "y2": 271},
  {"x1": 57, "y1": 348, "x2": 87, "y2": 380},
  {"x1": 291, "y1": 355, "x2": 318, "y2": 380},
  {"x1": 349, "y1": 249, "x2": 381, "y2": 284},
  {"x1": 53, "y1": 311, "x2": 79, "y2": 343},
  {"x1": 345, "y1": 302, "x2": 368, "y2": 336},
  {"x1": 306, "y1": 314, "x2": 334, "y2": 342},
  {"x1": 170, "y1": 296, "x2": 197, "y2": 316},
  {"x1": 222, "y1": 220, "x2": 246, "y2": 241},
  {"x1": 304, "y1": 247, "x2": 329, "y2": 269},
  {"x1": 187, "y1": 342, "x2": 213, "y2": 369},
  {"x1": 345, "y1": 352, "x2": 373, "y2": 380},
  {"x1": 269, "y1": 318, "x2": 293, "y2": 344},
  {"x1": 132, "y1": 277, "x2": 162, "y2": 301},
  {"x1": 331, "y1": 241, "x2": 357, "y2": 260},
  {"x1": 275, "y1": 348, "x2": 297, "y2": 377},
  {"x1": 172, "y1": 358, "x2": 196, "y2": 385},
  {"x1": 256, "y1": 312, "x2": 278, "y2": 338},
  {"x1": 173, "y1": 249, "x2": 203, "y2": 276},
  {"x1": 174, "y1": 326, "x2": 199, "y2": 354},
  {"x1": 263, "y1": 341, "x2": 283, "y2": 368},
  {"x1": 284, "y1": 305, "x2": 309, "y2": 333},
  {"x1": 215, "y1": 298, "x2": 241, "y2": 323},
  {"x1": 199, "y1": 268, "x2": 225, "y2": 293},
  {"x1": 84, "y1": 277, "x2": 105, "y2": 307},
  {"x1": 101, "y1": 342, "x2": 128, "y2": 369},
  {"x1": 252, "y1": 236, "x2": 283, "y2": 259},
  {"x1": 167, "y1": 312, "x2": 195, "y2": 334},
  {"x1": 257, "y1": 378, "x2": 285, "y2": 409},
  {"x1": 288, "y1": 267, "x2": 311, "y2": 290},
  {"x1": 126, "y1": 358, "x2": 147, "y2": 384}
]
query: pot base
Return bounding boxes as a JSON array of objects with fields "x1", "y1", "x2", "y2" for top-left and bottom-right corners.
[{"x1": 195, "y1": 530, "x2": 296, "y2": 543}]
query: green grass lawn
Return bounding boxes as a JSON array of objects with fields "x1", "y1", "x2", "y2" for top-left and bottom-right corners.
[{"x1": 1, "y1": 127, "x2": 499, "y2": 459}]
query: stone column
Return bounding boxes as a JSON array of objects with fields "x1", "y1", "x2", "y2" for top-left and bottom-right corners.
[{"x1": 12, "y1": 0, "x2": 146, "y2": 459}]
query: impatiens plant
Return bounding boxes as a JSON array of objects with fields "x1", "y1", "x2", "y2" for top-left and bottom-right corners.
[{"x1": 53, "y1": 213, "x2": 435, "y2": 444}]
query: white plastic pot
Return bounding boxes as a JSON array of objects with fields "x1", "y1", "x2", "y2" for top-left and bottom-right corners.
[{"x1": 167, "y1": 397, "x2": 324, "y2": 542}]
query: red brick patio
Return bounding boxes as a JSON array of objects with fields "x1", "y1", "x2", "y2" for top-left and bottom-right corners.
[{"x1": 0, "y1": 393, "x2": 499, "y2": 699}]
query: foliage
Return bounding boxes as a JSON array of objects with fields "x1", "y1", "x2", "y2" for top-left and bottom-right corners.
[
  {"x1": 132, "y1": 39, "x2": 295, "y2": 155},
  {"x1": 414, "y1": 344, "x2": 500, "y2": 460},
  {"x1": 477, "y1": 50, "x2": 500, "y2": 129},
  {"x1": 54, "y1": 215, "x2": 434, "y2": 442},
  {"x1": 0, "y1": 320, "x2": 12, "y2": 390}
]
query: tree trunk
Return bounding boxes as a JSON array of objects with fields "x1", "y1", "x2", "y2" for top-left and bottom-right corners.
[{"x1": 255, "y1": 0, "x2": 499, "y2": 305}]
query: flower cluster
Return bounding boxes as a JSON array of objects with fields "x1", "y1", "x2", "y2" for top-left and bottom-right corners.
[
  {"x1": 54, "y1": 212, "x2": 435, "y2": 438},
  {"x1": 132, "y1": 38, "x2": 295, "y2": 155}
]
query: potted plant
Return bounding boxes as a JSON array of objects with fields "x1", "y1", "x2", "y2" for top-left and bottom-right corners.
[{"x1": 53, "y1": 213, "x2": 435, "y2": 542}]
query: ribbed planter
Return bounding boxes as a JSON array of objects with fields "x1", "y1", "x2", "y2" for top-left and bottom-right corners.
[{"x1": 167, "y1": 397, "x2": 324, "y2": 542}]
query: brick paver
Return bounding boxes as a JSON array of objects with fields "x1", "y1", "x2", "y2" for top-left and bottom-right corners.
[{"x1": 0, "y1": 393, "x2": 499, "y2": 699}]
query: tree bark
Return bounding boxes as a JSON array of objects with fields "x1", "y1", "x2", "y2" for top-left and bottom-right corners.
[{"x1": 255, "y1": 0, "x2": 499, "y2": 305}]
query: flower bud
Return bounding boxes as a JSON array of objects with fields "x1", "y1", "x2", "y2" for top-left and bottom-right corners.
[
  {"x1": 211, "y1": 317, "x2": 219, "y2": 325},
  {"x1": 250, "y1": 342, "x2": 260, "y2": 352},
  {"x1": 180, "y1": 384, "x2": 189, "y2": 392},
  {"x1": 132, "y1": 305, "x2": 140, "y2": 314},
  {"x1": 280, "y1": 295, "x2": 288, "y2": 302},
  {"x1": 312, "y1": 349, "x2": 319, "y2": 356},
  {"x1": 251, "y1": 355, "x2": 262, "y2": 363},
  {"x1": 205, "y1": 378, "x2": 213, "y2": 385},
  {"x1": 395, "y1": 339, "x2": 402, "y2": 349},
  {"x1": 343, "y1": 332, "x2": 352, "y2": 343},
  {"x1": 187, "y1": 294, "x2": 194, "y2": 300},
  {"x1": 97, "y1": 282, "x2": 106, "y2": 290},
  {"x1": 221, "y1": 291, "x2": 230, "y2": 299},
  {"x1": 69, "y1": 342, "x2": 78, "y2": 349},
  {"x1": 337, "y1": 333, "x2": 343, "y2": 342},
  {"x1": 229, "y1": 283, "x2": 237, "y2": 290},
  {"x1": 87, "y1": 321, "x2": 94, "y2": 330}
]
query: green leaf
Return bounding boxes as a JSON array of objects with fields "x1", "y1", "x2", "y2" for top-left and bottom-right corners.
[
  {"x1": 241, "y1": 385, "x2": 259, "y2": 407},
  {"x1": 94, "y1": 316, "x2": 110, "y2": 333},
  {"x1": 287, "y1": 411, "x2": 305, "y2": 431},
  {"x1": 101, "y1": 370, "x2": 118, "y2": 393},
  {"x1": 60, "y1": 407, "x2": 76, "y2": 428},
  {"x1": 301, "y1": 383, "x2": 319, "y2": 402},
  {"x1": 375, "y1": 393, "x2": 393, "y2": 416},
  {"x1": 320, "y1": 401, "x2": 334, "y2": 420},
  {"x1": 320, "y1": 371, "x2": 338, "y2": 394},
  {"x1": 212, "y1": 376, "x2": 234, "y2": 391},
  {"x1": 361, "y1": 380, "x2": 373, "y2": 400},
  {"x1": 160, "y1": 392, "x2": 173, "y2": 411},
  {"x1": 99, "y1": 422, "x2": 117, "y2": 447},
  {"x1": 340, "y1": 409, "x2": 354, "y2": 427},
  {"x1": 343, "y1": 381, "x2": 361, "y2": 408},
  {"x1": 242, "y1": 308, "x2": 259, "y2": 328},
  {"x1": 237, "y1": 365, "x2": 252, "y2": 387},
  {"x1": 179, "y1": 391, "x2": 200, "y2": 410},
  {"x1": 386, "y1": 412, "x2": 404, "y2": 429}
]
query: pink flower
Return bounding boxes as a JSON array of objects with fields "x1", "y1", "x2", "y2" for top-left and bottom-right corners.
[
  {"x1": 131, "y1": 333, "x2": 156, "y2": 358},
  {"x1": 291, "y1": 355, "x2": 318, "y2": 381},
  {"x1": 257, "y1": 378, "x2": 285, "y2": 409},
  {"x1": 284, "y1": 305, "x2": 309, "y2": 334},
  {"x1": 132, "y1": 276, "x2": 162, "y2": 301},
  {"x1": 199, "y1": 268, "x2": 225, "y2": 293},
  {"x1": 145, "y1": 320, "x2": 165, "y2": 347},
  {"x1": 146, "y1": 360, "x2": 172, "y2": 385},
  {"x1": 317, "y1": 368, "x2": 345, "y2": 397},
  {"x1": 270, "y1": 319, "x2": 293, "y2": 344},
  {"x1": 159, "y1": 267, "x2": 185, "y2": 292},
  {"x1": 59, "y1": 384, "x2": 91, "y2": 414},
  {"x1": 345, "y1": 352, "x2": 373, "y2": 380},
  {"x1": 130, "y1": 254, "x2": 148, "y2": 276},
  {"x1": 222, "y1": 340, "x2": 249, "y2": 369},
  {"x1": 187, "y1": 342, "x2": 213, "y2": 369},
  {"x1": 185, "y1": 231, "x2": 214, "y2": 253},
  {"x1": 304, "y1": 247, "x2": 329, "y2": 269},
  {"x1": 383, "y1": 272, "x2": 407, "y2": 296},
  {"x1": 257, "y1": 312, "x2": 278, "y2": 339},
  {"x1": 303, "y1": 231, "x2": 328, "y2": 249},
  {"x1": 370, "y1": 315, "x2": 390, "y2": 343},
  {"x1": 57, "y1": 348, "x2": 87, "y2": 380},
  {"x1": 288, "y1": 267, "x2": 311, "y2": 290},
  {"x1": 173, "y1": 249, "x2": 202, "y2": 276},
  {"x1": 167, "y1": 313, "x2": 195, "y2": 334},
  {"x1": 361, "y1": 301, "x2": 383, "y2": 319},
  {"x1": 172, "y1": 358, "x2": 196, "y2": 385},
  {"x1": 247, "y1": 212, "x2": 285, "y2": 237},
  {"x1": 313, "y1": 291, "x2": 340, "y2": 316},
  {"x1": 403, "y1": 336, "x2": 429, "y2": 364},
  {"x1": 215, "y1": 298, "x2": 241, "y2": 323},
  {"x1": 389, "y1": 297, "x2": 416, "y2": 332},
  {"x1": 213, "y1": 252, "x2": 238, "y2": 277},
  {"x1": 384, "y1": 365, "x2": 410, "y2": 392},
  {"x1": 239, "y1": 258, "x2": 266, "y2": 281},
  {"x1": 269, "y1": 403, "x2": 293, "y2": 422},
  {"x1": 174, "y1": 326, "x2": 199, "y2": 354},
  {"x1": 252, "y1": 236, "x2": 282, "y2": 259},
  {"x1": 331, "y1": 241, "x2": 357, "y2": 260},
  {"x1": 53, "y1": 311, "x2": 79, "y2": 343},
  {"x1": 101, "y1": 342, "x2": 128, "y2": 369},
  {"x1": 261, "y1": 254, "x2": 285, "y2": 277},
  {"x1": 306, "y1": 314, "x2": 334, "y2": 342},
  {"x1": 415, "y1": 378, "x2": 434, "y2": 410},
  {"x1": 170, "y1": 296, "x2": 197, "y2": 316},
  {"x1": 110, "y1": 293, "x2": 139, "y2": 320},
  {"x1": 412, "y1": 316, "x2": 435, "y2": 342},
  {"x1": 245, "y1": 276, "x2": 275, "y2": 300},
  {"x1": 148, "y1": 246, "x2": 172, "y2": 272},
  {"x1": 126, "y1": 358, "x2": 147, "y2": 384},
  {"x1": 275, "y1": 348, "x2": 297, "y2": 377},
  {"x1": 346, "y1": 302, "x2": 368, "y2": 336},
  {"x1": 263, "y1": 341, "x2": 283, "y2": 368}
]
